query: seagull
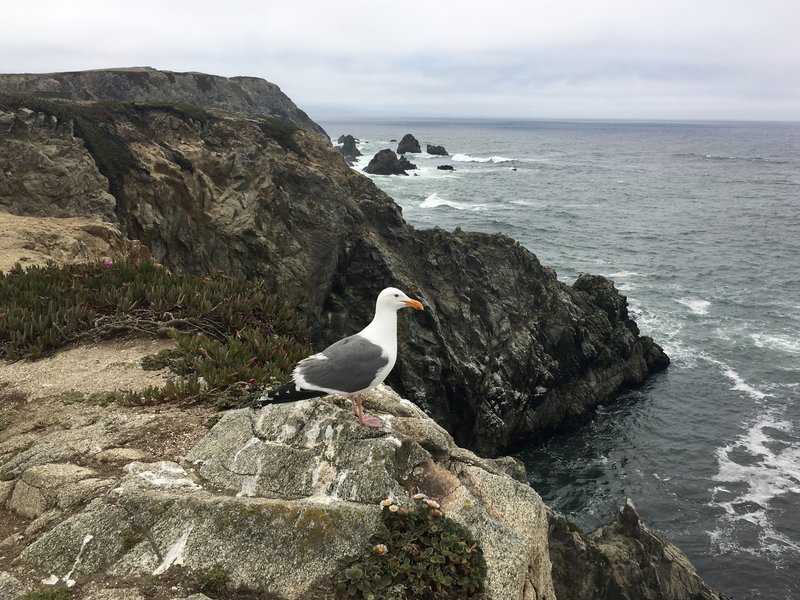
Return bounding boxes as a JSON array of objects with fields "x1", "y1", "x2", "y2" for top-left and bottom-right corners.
[{"x1": 258, "y1": 287, "x2": 424, "y2": 427}]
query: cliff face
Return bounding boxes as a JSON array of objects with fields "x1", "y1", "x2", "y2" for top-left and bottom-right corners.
[
  {"x1": 0, "y1": 94, "x2": 668, "y2": 456},
  {"x1": 0, "y1": 67, "x2": 328, "y2": 139}
]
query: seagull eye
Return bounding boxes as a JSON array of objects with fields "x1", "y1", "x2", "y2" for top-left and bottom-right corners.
[{"x1": 394, "y1": 294, "x2": 399, "y2": 298}]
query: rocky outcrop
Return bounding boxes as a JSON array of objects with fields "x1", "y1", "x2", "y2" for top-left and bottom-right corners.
[
  {"x1": 396, "y1": 133, "x2": 421, "y2": 154},
  {"x1": 0, "y1": 386, "x2": 556, "y2": 599},
  {"x1": 336, "y1": 133, "x2": 361, "y2": 164},
  {"x1": 0, "y1": 382, "x2": 720, "y2": 599},
  {"x1": 437, "y1": 164, "x2": 455, "y2": 171},
  {"x1": 363, "y1": 148, "x2": 417, "y2": 175},
  {"x1": 0, "y1": 212, "x2": 152, "y2": 273},
  {"x1": 427, "y1": 144, "x2": 449, "y2": 156},
  {"x1": 0, "y1": 109, "x2": 117, "y2": 221},
  {"x1": 0, "y1": 67, "x2": 327, "y2": 139},
  {"x1": 0, "y1": 95, "x2": 668, "y2": 456},
  {"x1": 547, "y1": 502, "x2": 727, "y2": 600}
]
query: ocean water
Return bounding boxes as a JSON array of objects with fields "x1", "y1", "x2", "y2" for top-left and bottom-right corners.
[{"x1": 321, "y1": 118, "x2": 800, "y2": 599}]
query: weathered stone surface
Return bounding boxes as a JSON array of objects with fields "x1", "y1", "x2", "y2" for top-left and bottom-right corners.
[
  {"x1": 0, "y1": 90, "x2": 668, "y2": 458},
  {"x1": 0, "y1": 212, "x2": 152, "y2": 273},
  {"x1": 12, "y1": 387, "x2": 557, "y2": 600},
  {"x1": 363, "y1": 148, "x2": 417, "y2": 175},
  {"x1": 9, "y1": 463, "x2": 98, "y2": 518},
  {"x1": 548, "y1": 500, "x2": 727, "y2": 600},
  {"x1": 83, "y1": 585, "x2": 146, "y2": 600},
  {"x1": 427, "y1": 144, "x2": 448, "y2": 155},
  {"x1": 0, "y1": 67, "x2": 327, "y2": 138},
  {"x1": 396, "y1": 133, "x2": 421, "y2": 154},
  {"x1": 0, "y1": 108, "x2": 117, "y2": 221},
  {"x1": 0, "y1": 571, "x2": 26, "y2": 599},
  {"x1": 0, "y1": 381, "x2": 722, "y2": 599}
]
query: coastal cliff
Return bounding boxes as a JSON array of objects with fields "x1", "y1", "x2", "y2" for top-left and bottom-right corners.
[
  {"x1": 0, "y1": 80, "x2": 668, "y2": 456},
  {"x1": 0, "y1": 68, "x2": 726, "y2": 600},
  {"x1": 0, "y1": 67, "x2": 327, "y2": 139}
]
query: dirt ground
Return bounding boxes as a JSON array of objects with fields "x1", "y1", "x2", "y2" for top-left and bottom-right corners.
[{"x1": 0, "y1": 337, "x2": 176, "y2": 401}]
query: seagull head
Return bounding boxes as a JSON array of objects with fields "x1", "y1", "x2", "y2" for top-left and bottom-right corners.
[{"x1": 377, "y1": 287, "x2": 424, "y2": 312}]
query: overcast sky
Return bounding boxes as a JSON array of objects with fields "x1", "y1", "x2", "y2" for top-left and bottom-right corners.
[{"x1": 2, "y1": 1, "x2": 798, "y2": 121}]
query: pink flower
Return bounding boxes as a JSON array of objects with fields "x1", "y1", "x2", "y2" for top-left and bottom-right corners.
[{"x1": 103, "y1": 259, "x2": 113, "y2": 267}]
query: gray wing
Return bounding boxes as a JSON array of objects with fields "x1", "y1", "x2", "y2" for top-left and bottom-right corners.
[{"x1": 296, "y1": 334, "x2": 388, "y2": 394}]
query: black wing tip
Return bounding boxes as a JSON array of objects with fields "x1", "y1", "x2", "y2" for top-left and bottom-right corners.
[{"x1": 257, "y1": 383, "x2": 325, "y2": 405}]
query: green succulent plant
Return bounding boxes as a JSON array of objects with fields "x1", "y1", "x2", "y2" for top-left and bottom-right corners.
[
  {"x1": 336, "y1": 496, "x2": 487, "y2": 600},
  {"x1": 0, "y1": 259, "x2": 309, "y2": 406}
]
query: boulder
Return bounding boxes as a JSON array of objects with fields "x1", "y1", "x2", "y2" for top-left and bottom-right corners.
[
  {"x1": 363, "y1": 148, "x2": 417, "y2": 175},
  {"x1": 335, "y1": 134, "x2": 361, "y2": 164},
  {"x1": 396, "y1": 133, "x2": 421, "y2": 154},
  {"x1": 11, "y1": 387, "x2": 557, "y2": 600},
  {"x1": 427, "y1": 144, "x2": 449, "y2": 156},
  {"x1": 437, "y1": 164, "x2": 455, "y2": 171},
  {"x1": 547, "y1": 501, "x2": 727, "y2": 600}
]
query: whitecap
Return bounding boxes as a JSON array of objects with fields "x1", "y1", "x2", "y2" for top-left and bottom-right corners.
[
  {"x1": 605, "y1": 271, "x2": 644, "y2": 278},
  {"x1": 722, "y1": 367, "x2": 770, "y2": 400},
  {"x1": 710, "y1": 410, "x2": 800, "y2": 555},
  {"x1": 451, "y1": 153, "x2": 513, "y2": 163},
  {"x1": 750, "y1": 332, "x2": 800, "y2": 356},
  {"x1": 419, "y1": 193, "x2": 486, "y2": 211},
  {"x1": 676, "y1": 297, "x2": 711, "y2": 315}
]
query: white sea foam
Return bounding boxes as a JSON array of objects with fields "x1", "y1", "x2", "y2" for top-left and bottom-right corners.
[
  {"x1": 710, "y1": 410, "x2": 800, "y2": 555},
  {"x1": 605, "y1": 270, "x2": 645, "y2": 278},
  {"x1": 451, "y1": 153, "x2": 513, "y2": 163},
  {"x1": 419, "y1": 192, "x2": 486, "y2": 211},
  {"x1": 722, "y1": 367, "x2": 770, "y2": 400},
  {"x1": 750, "y1": 332, "x2": 800, "y2": 355},
  {"x1": 676, "y1": 297, "x2": 711, "y2": 315}
]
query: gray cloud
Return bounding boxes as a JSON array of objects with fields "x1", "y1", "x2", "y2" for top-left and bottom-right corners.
[{"x1": 1, "y1": 0, "x2": 798, "y2": 121}]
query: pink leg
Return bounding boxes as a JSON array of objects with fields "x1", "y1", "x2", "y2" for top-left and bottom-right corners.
[{"x1": 352, "y1": 395, "x2": 383, "y2": 428}]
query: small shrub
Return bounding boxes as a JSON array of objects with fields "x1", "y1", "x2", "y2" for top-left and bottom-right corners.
[
  {"x1": 258, "y1": 117, "x2": 304, "y2": 157},
  {"x1": 335, "y1": 496, "x2": 487, "y2": 600},
  {"x1": 0, "y1": 259, "x2": 309, "y2": 406},
  {"x1": 198, "y1": 563, "x2": 230, "y2": 593}
]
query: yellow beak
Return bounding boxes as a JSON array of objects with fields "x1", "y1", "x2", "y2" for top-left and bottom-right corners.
[{"x1": 403, "y1": 298, "x2": 424, "y2": 311}]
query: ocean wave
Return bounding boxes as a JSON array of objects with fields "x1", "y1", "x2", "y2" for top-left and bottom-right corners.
[
  {"x1": 710, "y1": 410, "x2": 800, "y2": 555},
  {"x1": 750, "y1": 332, "x2": 800, "y2": 355},
  {"x1": 451, "y1": 153, "x2": 513, "y2": 163},
  {"x1": 604, "y1": 270, "x2": 646, "y2": 278},
  {"x1": 418, "y1": 193, "x2": 486, "y2": 211},
  {"x1": 676, "y1": 297, "x2": 711, "y2": 316},
  {"x1": 674, "y1": 152, "x2": 788, "y2": 165},
  {"x1": 721, "y1": 367, "x2": 770, "y2": 400}
]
